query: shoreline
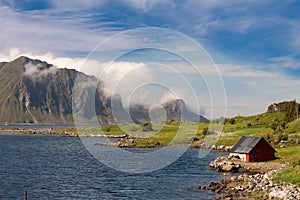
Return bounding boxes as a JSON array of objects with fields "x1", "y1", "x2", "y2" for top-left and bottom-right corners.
[
  {"x1": 0, "y1": 127, "x2": 230, "y2": 149},
  {"x1": 0, "y1": 127, "x2": 78, "y2": 137},
  {"x1": 0, "y1": 128, "x2": 233, "y2": 150},
  {"x1": 2, "y1": 127, "x2": 299, "y2": 199},
  {"x1": 0, "y1": 128, "x2": 218, "y2": 149},
  {"x1": 0, "y1": 128, "x2": 127, "y2": 138},
  {"x1": 203, "y1": 156, "x2": 300, "y2": 199}
]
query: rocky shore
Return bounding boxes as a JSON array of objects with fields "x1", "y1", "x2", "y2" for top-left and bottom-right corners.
[
  {"x1": 0, "y1": 128, "x2": 77, "y2": 136},
  {"x1": 203, "y1": 157, "x2": 300, "y2": 199},
  {"x1": 209, "y1": 156, "x2": 288, "y2": 173},
  {"x1": 0, "y1": 128, "x2": 128, "y2": 138},
  {"x1": 202, "y1": 170, "x2": 300, "y2": 199},
  {"x1": 209, "y1": 156, "x2": 244, "y2": 172}
]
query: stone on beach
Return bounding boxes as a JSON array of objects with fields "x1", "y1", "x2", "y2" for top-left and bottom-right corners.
[
  {"x1": 209, "y1": 157, "x2": 242, "y2": 172},
  {"x1": 204, "y1": 157, "x2": 300, "y2": 199}
]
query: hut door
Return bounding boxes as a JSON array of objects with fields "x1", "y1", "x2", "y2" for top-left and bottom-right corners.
[{"x1": 246, "y1": 154, "x2": 250, "y2": 162}]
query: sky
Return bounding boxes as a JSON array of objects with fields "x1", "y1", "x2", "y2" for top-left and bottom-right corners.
[{"x1": 0, "y1": 0, "x2": 300, "y2": 118}]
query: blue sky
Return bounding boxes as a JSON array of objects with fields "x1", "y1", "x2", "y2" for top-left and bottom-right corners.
[{"x1": 1, "y1": 0, "x2": 300, "y2": 117}]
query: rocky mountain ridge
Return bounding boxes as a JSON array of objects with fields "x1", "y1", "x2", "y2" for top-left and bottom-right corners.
[{"x1": 0, "y1": 56, "x2": 207, "y2": 124}]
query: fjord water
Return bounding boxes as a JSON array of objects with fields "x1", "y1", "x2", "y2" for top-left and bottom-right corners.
[{"x1": 0, "y1": 133, "x2": 227, "y2": 199}]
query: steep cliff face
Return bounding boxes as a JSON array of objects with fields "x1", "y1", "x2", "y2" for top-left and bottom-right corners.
[
  {"x1": 0, "y1": 56, "x2": 31, "y2": 123},
  {"x1": 129, "y1": 99, "x2": 207, "y2": 123},
  {"x1": 0, "y1": 56, "x2": 207, "y2": 124},
  {"x1": 0, "y1": 56, "x2": 108, "y2": 124},
  {"x1": 267, "y1": 100, "x2": 298, "y2": 113}
]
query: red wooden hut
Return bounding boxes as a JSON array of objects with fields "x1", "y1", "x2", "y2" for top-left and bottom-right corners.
[{"x1": 229, "y1": 136, "x2": 276, "y2": 162}]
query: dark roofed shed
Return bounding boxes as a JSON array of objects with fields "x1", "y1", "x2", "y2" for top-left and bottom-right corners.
[{"x1": 229, "y1": 136, "x2": 276, "y2": 162}]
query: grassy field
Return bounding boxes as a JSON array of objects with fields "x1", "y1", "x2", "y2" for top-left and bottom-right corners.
[
  {"x1": 1, "y1": 104, "x2": 299, "y2": 187},
  {"x1": 52, "y1": 110, "x2": 300, "y2": 186},
  {"x1": 273, "y1": 166, "x2": 300, "y2": 186},
  {"x1": 67, "y1": 110, "x2": 299, "y2": 148},
  {"x1": 216, "y1": 126, "x2": 273, "y2": 146},
  {"x1": 220, "y1": 111, "x2": 300, "y2": 186},
  {"x1": 273, "y1": 145, "x2": 300, "y2": 186}
]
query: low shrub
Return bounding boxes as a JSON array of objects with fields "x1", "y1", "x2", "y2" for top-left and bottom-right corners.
[
  {"x1": 101, "y1": 126, "x2": 111, "y2": 132},
  {"x1": 278, "y1": 133, "x2": 288, "y2": 141}
]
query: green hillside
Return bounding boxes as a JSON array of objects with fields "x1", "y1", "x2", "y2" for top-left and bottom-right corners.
[{"x1": 217, "y1": 107, "x2": 300, "y2": 146}]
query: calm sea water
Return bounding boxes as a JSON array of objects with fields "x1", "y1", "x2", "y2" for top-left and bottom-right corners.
[{"x1": 0, "y1": 133, "x2": 228, "y2": 200}]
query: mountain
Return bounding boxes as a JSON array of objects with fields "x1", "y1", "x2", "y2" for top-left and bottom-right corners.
[
  {"x1": 129, "y1": 99, "x2": 207, "y2": 123},
  {"x1": 0, "y1": 56, "x2": 105, "y2": 124},
  {"x1": 0, "y1": 56, "x2": 207, "y2": 124},
  {"x1": 162, "y1": 99, "x2": 207, "y2": 122}
]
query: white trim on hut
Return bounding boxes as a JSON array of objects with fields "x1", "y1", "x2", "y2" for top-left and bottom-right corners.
[{"x1": 228, "y1": 152, "x2": 247, "y2": 161}]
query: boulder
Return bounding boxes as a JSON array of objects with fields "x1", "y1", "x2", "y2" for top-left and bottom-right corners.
[
  {"x1": 209, "y1": 157, "x2": 242, "y2": 172},
  {"x1": 221, "y1": 164, "x2": 233, "y2": 172},
  {"x1": 269, "y1": 190, "x2": 287, "y2": 200}
]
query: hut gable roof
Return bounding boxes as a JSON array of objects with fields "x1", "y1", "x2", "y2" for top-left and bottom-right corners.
[{"x1": 229, "y1": 136, "x2": 275, "y2": 154}]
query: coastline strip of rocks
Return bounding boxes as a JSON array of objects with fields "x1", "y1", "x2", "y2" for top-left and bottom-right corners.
[
  {"x1": 203, "y1": 156, "x2": 300, "y2": 200},
  {"x1": 0, "y1": 128, "x2": 128, "y2": 138},
  {"x1": 209, "y1": 156, "x2": 243, "y2": 173},
  {"x1": 202, "y1": 170, "x2": 300, "y2": 200}
]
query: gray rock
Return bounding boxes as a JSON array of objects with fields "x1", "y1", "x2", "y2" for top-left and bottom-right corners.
[{"x1": 269, "y1": 190, "x2": 287, "y2": 200}]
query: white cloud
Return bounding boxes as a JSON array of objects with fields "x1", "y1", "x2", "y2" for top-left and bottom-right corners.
[
  {"x1": 4, "y1": 48, "x2": 300, "y2": 119},
  {"x1": 122, "y1": 0, "x2": 174, "y2": 11},
  {"x1": 288, "y1": 21, "x2": 300, "y2": 53},
  {"x1": 246, "y1": 81, "x2": 257, "y2": 86},
  {"x1": 160, "y1": 90, "x2": 179, "y2": 103},
  {"x1": 268, "y1": 55, "x2": 300, "y2": 69},
  {"x1": 100, "y1": 61, "x2": 156, "y2": 108},
  {"x1": 0, "y1": 6, "x2": 112, "y2": 54},
  {"x1": 1, "y1": 0, "x2": 300, "y2": 120},
  {"x1": 218, "y1": 64, "x2": 278, "y2": 78},
  {"x1": 24, "y1": 62, "x2": 58, "y2": 79},
  {"x1": 215, "y1": 63, "x2": 300, "y2": 117},
  {"x1": 0, "y1": 48, "x2": 85, "y2": 71},
  {"x1": 24, "y1": 63, "x2": 40, "y2": 76},
  {"x1": 0, "y1": 48, "x2": 156, "y2": 103},
  {"x1": 231, "y1": 18, "x2": 254, "y2": 33},
  {"x1": 160, "y1": 87, "x2": 189, "y2": 104},
  {"x1": 159, "y1": 87, "x2": 206, "y2": 114},
  {"x1": 205, "y1": 15, "x2": 255, "y2": 34},
  {"x1": 51, "y1": 0, "x2": 108, "y2": 10},
  {"x1": 174, "y1": 0, "x2": 256, "y2": 33}
]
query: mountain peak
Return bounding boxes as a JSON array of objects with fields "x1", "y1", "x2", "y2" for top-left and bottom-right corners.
[
  {"x1": 15, "y1": 55, "x2": 30, "y2": 60},
  {"x1": 0, "y1": 56, "x2": 207, "y2": 124},
  {"x1": 10, "y1": 56, "x2": 31, "y2": 66},
  {"x1": 162, "y1": 98, "x2": 186, "y2": 110},
  {"x1": 0, "y1": 56, "x2": 98, "y2": 124},
  {"x1": 12, "y1": 56, "x2": 53, "y2": 67}
]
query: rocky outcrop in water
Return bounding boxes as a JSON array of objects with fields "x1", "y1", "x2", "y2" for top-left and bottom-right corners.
[{"x1": 209, "y1": 157, "x2": 243, "y2": 172}]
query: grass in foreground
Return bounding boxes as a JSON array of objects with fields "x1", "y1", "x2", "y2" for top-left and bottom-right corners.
[
  {"x1": 272, "y1": 145, "x2": 300, "y2": 186},
  {"x1": 273, "y1": 166, "x2": 300, "y2": 186}
]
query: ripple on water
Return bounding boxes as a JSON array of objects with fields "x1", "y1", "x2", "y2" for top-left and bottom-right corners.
[{"x1": 0, "y1": 134, "x2": 228, "y2": 199}]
